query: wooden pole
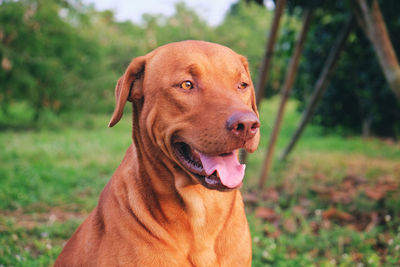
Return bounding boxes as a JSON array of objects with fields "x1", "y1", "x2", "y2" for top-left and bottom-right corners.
[
  {"x1": 280, "y1": 15, "x2": 355, "y2": 161},
  {"x1": 258, "y1": 9, "x2": 313, "y2": 189},
  {"x1": 240, "y1": 0, "x2": 286, "y2": 164},
  {"x1": 351, "y1": 0, "x2": 400, "y2": 100},
  {"x1": 255, "y1": 0, "x2": 287, "y2": 106}
]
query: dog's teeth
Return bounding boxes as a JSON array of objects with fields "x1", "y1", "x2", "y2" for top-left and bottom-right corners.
[{"x1": 205, "y1": 177, "x2": 218, "y2": 185}]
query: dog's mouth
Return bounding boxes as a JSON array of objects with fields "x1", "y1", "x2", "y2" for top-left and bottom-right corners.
[{"x1": 173, "y1": 142, "x2": 245, "y2": 191}]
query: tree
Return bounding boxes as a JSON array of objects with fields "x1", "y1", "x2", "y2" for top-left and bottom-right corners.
[
  {"x1": 0, "y1": 0, "x2": 102, "y2": 120},
  {"x1": 351, "y1": 0, "x2": 400, "y2": 100},
  {"x1": 293, "y1": 1, "x2": 400, "y2": 137}
]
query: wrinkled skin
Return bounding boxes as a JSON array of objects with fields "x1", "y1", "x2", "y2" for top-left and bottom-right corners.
[{"x1": 55, "y1": 41, "x2": 260, "y2": 267}]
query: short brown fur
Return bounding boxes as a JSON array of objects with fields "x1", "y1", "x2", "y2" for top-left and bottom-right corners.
[{"x1": 55, "y1": 41, "x2": 260, "y2": 267}]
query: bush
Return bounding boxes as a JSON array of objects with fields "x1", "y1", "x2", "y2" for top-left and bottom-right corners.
[{"x1": 293, "y1": 1, "x2": 400, "y2": 138}]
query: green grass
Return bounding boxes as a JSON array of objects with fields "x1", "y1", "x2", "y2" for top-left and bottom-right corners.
[
  {"x1": 0, "y1": 112, "x2": 131, "y2": 212},
  {"x1": 1, "y1": 98, "x2": 400, "y2": 266}
]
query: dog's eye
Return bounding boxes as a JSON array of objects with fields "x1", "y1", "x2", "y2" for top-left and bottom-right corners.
[
  {"x1": 238, "y1": 82, "x2": 248, "y2": 90},
  {"x1": 181, "y1": 81, "x2": 193, "y2": 90}
]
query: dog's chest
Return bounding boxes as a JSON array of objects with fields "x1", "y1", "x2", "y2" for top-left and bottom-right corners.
[{"x1": 180, "y1": 195, "x2": 251, "y2": 266}]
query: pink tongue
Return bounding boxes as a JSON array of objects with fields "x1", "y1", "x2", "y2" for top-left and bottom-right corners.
[{"x1": 199, "y1": 151, "x2": 246, "y2": 188}]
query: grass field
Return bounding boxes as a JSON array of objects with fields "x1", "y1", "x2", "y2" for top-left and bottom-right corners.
[{"x1": 1, "y1": 98, "x2": 399, "y2": 266}]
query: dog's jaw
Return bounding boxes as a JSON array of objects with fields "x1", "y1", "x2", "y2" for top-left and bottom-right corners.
[{"x1": 172, "y1": 141, "x2": 246, "y2": 191}]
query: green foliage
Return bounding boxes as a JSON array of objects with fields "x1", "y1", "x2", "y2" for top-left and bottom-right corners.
[
  {"x1": 0, "y1": 0, "x2": 103, "y2": 120},
  {"x1": 217, "y1": 1, "x2": 301, "y2": 96},
  {"x1": 216, "y1": 0, "x2": 271, "y2": 77},
  {"x1": 0, "y1": 0, "x2": 278, "y2": 124},
  {"x1": 293, "y1": 2, "x2": 400, "y2": 137}
]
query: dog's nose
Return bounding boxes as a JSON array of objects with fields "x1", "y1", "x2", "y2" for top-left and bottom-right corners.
[{"x1": 226, "y1": 112, "x2": 260, "y2": 140}]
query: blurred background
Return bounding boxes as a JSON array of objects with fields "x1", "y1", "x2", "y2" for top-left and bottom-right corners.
[{"x1": 1, "y1": 0, "x2": 399, "y2": 266}]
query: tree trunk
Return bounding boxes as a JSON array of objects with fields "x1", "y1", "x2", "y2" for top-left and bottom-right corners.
[
  {"x1": 255, "y1": 0, "x2": 287, "y2": 106},
  {"x1": 362, "y1": 117, "x2": 372, "y2": 137},
  {"x1": 280, "y1": 15, "x2": 355, "y2": 161},
  {"x1": 240, "y1": 0, "x2": 286, "y2": 164},
  {"x1": 352, "y1": 0, "x2": 400, "y2": 100},
  {"x1": 258, "y1": 9, "x2": 313, "y2": 189}
]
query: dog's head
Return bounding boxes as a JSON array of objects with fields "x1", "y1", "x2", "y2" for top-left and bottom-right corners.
[{"x1": 109, "y1": 41, "x2": 260, "y2": 191}]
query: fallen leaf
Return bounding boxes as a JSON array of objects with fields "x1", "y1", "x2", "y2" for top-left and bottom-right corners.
[
  {"x1": 242, "y1": 192, "x2": 258, "y2": 205},
  {"x1": 308, "y1": 248, "x2": 319, "y2": 257},
  {"x1": 330, "y1": 191, "x2": 353, "y2": 204},
  {"x1": 364, "y1": 182, "x2": 399, "y2": 201},
  {"x1": 379, "y1": 183, "x2": 398, "y2": 192},
  {"x1": 346, "y1": 224, "x2": 362, "y2": 231},
  {"x1": 342, "y1": 175, "x2": 366, "y2": 187},
  {"x1": 365, "y1": 238, "x2": 377, "y2": 246},
  {"x1": 263, "y1": 224, "x2": 282, "y2": 239},
  {"x1": 283, "y1": 218, "x2": 297, "y2": 233},
  {"x1": 299, "y1": 197, "x2": 312, "y2": 207},
  {"x1": 379, "y1": 174, "x2": 396, "y2": 184},
  {"x1": 255, "y1": 207, "x2": 278, "y2": 222},
  {"x1": 287, "y1": 249, "x2": 297, "y2": 258},
  {"x1": 310, "y1": 185, "x2": 332, "y2": 195},
  {"x1": 1, "y1": 57, "x2": 12, "y2": 71},
  {"x1": 310, "y1": 221, "x2": 320, "y2": 234},
  {"x1": 380, "y1": 138, "x2": 395, "y2": 146},
  {"x1": 313, "y1": 172, "x2": 327, "y2": 180},
  {"x1": 364, "y1": 187, "x2": 384, "y2": 200},
  {"x1": 293, "y1": 205, "x2": 309, "y2": 217},
  {"x1": 322, "y1": 207, "x2": 354, "y2": 221},
  {"x1": 365, "y1": 212, "x2": 379, "y2": 232},
  {"x1": 378, "y1": 232, "x2": 393, "y2": 244},
  {"x1": 321, "y1": 219, "x2": 332, "y2": 230},
  {"x1": 268, "y1": 229, "x2": 282, "y2": 239},
  {"x1": 351, "y1": 252, "x2": 363, "y2": 262},
  {"x1": 261, "y1": 188, "x2": 280, "y2": 202}
]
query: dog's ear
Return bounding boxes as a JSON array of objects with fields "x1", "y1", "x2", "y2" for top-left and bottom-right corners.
[
  {"x1": 239, "y1": 55, "x2": 259, "y2": 117},
  {"x1": 108, "y1": 56, "x2": 146, "y2": 127},
  {"x1": 250, "y1": 84, "x2": 259, "y2": 117}
]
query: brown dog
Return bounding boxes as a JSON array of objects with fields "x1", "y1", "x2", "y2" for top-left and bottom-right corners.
[{"x1": 55, "y1": 40, "x2": 260, "y2": 267}]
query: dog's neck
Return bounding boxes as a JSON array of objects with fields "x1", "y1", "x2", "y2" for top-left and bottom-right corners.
[
  {"x1": 104, "y1": 103, "x2": 247, "y2": 265},
  {"x1": 112, "y1": 143, "x2": 240, "y2": 263}
]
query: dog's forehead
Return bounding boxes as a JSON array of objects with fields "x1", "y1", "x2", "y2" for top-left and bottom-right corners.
[
  {"x1": 156, "y1": 40, "x2": 237, "y2": 57},
  {"x1": 148, "y1": 41, "x2": 244, "y2": 74}
]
